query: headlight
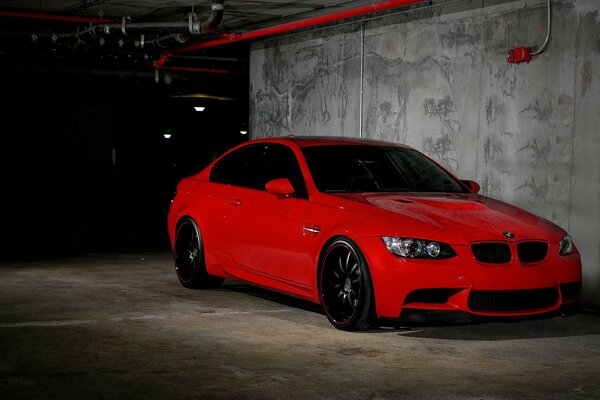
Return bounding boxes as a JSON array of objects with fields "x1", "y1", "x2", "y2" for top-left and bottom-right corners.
[
  {"x1": 382, "y1": 237, "x2": 456, "y2": 259},
  {"x1": 559, "y1": 235, "x2": 574, "y2": 256}
]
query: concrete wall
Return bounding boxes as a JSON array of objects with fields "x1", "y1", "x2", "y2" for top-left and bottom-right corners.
[{"x1": 249, "y1": 0, "x2": 600, "y2": 309}]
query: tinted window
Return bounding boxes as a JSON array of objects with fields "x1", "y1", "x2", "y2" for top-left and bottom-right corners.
[
  {"x1": 210, "y1": 144, "x2": 308, "y2": 198},
  {"x1": 210, "y1": 145, "x2": 259, "y2": 187},
  {"x1": 302, "y1": 145, "x2": 465, "y2": 193}
]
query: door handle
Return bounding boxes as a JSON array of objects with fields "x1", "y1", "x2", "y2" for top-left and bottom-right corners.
[
  {"x1": 303, "y1": 223, "x2": 321, "y2": 236},
  {"x1": 228, "y1": 198, "x2": 242, "y2": 206}
]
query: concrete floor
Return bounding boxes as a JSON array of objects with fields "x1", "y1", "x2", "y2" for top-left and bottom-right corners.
[{"x1": 1, "y1": 249, "x2": 600, "y2": 400}]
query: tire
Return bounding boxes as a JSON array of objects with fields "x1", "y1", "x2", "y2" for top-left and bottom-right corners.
[
  {"x1": 174, "y1": 217, "x2": 224, "y2": 289},
  {"x1": 319, "y1": 237, "x2": 374, "y2": 331}
]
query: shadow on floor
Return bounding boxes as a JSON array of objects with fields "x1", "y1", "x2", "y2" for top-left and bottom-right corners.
[
  {"x1": 221, "y1": 281, "x2": 325, "y2": 315},
  {"x1": 221, "y1": 281, "x2": 600, "y2": 340}
]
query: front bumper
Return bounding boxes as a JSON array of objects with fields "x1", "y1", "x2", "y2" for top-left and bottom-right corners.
[{"x1": 356, "y1": 237, "x2": 582, "y2": 320}]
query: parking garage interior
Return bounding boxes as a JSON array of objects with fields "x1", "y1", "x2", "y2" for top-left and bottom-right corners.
[{"x1": 1, "y1": 0, "x2": 600, "y2": 399}]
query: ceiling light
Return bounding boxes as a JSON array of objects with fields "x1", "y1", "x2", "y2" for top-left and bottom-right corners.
[
  {"x1": 194, "y1": 106, "x2": 205, "y2": 112},
  {"x1": 240, "y1": 130, "x2": 248, "y2": 135},
  {"x1": 162, "y1": 129, "x2": 173, "y2": 139}
]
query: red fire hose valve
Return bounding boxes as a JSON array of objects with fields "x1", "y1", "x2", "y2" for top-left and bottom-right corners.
[
  {"x1": 507, "y1": 47, "x2": 533, "y2": 64},
  {"x1": 153, "y1": 52, "x2": 171, "y2": 68}
]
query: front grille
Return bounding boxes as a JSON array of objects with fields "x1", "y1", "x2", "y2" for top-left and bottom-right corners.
[
  {"x1": 468, "y1": 288, "x2": 558, "y2": 312},
  {"x1": 518, "y1": 242, "x2": 548, "y2": 263},
  {"x1": 471, "y1": 243, "x2": 511, "y2": 263},
  {"x1": 560, "y1": 282, "x2": 581, "y2": 302}
]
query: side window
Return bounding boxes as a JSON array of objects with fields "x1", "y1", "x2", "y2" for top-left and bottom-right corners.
[
  {"x1": 209, "y1": 145, "x2": 260, "y2": 186},
  {"x1": 210, "y1": 143, "x2": 308, "y2": 199}
]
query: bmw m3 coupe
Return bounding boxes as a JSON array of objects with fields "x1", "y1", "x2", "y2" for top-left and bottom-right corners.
[{"x1": 167, "y1": 136, "x2": 582, "y2": 331}]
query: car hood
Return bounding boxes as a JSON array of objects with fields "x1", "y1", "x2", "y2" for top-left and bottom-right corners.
[{"x1": 331, "y1": 192, "x2": 566, "y2": 244}]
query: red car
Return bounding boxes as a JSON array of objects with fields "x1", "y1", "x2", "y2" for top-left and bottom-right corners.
[{"x1": 167, "y1": 136, "x2": 582, "y2": 331}]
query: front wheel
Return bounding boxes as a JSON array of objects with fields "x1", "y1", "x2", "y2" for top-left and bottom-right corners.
[
  {"x1": 174, "y1": 217, "x2": 223, "y2": 289},
  {"x1": 319, "y1": 238, "x2": 374, "y2": 331}
]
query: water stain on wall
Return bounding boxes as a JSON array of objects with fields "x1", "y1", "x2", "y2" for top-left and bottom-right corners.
[
  {"x1": 556, "y1": 94, "x2": 574, "y2": 126},
  {"x1": 423, "y1": 133, "x2": 453, "y2": 154},
  {"x1": 423, "y1": 133, "x2": 458, "y2": 172},
  {"x1": 377, "y1": 101, "x2": 402, "y2": 128},
  {"x1": 515, "y1": 176, "x2": 549, "y2": 199},
  {"x1": 480, "y1": 175, "x2": 502, "y2": 197},
  {"x1": 519, "y1": 94, "x2": 553, "y2": 125},
  {"x1": 485, "y1": 95, "x2": 505, "y2": 124},
  {"x1": 581, "y1": 60, "x2": 593, "y2": 97},
  {"x1": 483, "y1": 135, "x2": 504, "y2": 163},
  {"x1": 254, "y1": 88, "x2": 290, "y2": 137},
  {"x1": 517, "y1": 138, "x2": 551, "y2": 162},
  {"x1": 490, "y1": 64, "x2": 517, "y2": 98},
  {"x1": 423, "y1": 95, "x2": 455, "y2": 118},
  {"x1": 438, "y1": 18, "x2": 479, "y2": 48}
]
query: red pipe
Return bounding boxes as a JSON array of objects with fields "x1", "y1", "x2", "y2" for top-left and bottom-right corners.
[
  {"x1": 157, "y1": 66, "x2": 238, "y2": 74},
  {"x1": 171, "y1": 0, "x2": 424, "y2": 55},
  {"x1": 0, "y1": 9, "x2": 111, "y2": 24}
]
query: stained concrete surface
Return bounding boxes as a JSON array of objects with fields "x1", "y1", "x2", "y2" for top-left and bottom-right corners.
[
  {"x1": 1, "y1": 249, "x2": 600, "y2": 399},
  {"x1": 249, "y1": 0, "x2": 600, "y2": 310}
]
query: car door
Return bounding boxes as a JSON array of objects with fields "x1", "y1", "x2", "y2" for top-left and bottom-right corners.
[
  {"x1": 222, "y1": 143, "x2": 311, "y2": 286},
  {"x1": 207, "y1": 144, "x2": 260, "y2": 258}
]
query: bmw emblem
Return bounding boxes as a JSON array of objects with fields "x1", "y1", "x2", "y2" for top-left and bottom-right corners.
[{"x1": 503, "y1": 231, "x2": 515, "y2": 239}]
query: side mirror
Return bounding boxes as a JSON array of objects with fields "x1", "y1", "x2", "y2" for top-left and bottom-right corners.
[
  {"x1": 265, "y1": 178, "x2": 296, "y2": 198},
  {"x1": 461, "y1": 179, "x2": 481, "y2": 194}
]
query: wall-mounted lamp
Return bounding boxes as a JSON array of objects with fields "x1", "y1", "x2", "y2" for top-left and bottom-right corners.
[
  {"x1": 162, "y1": 129, "x2": 173, "y2": 139},
  {"x1": 240, "y1": 130, "x2": 247, "y2": 135},
  {"x1": 194, "y1": 106, "x2": 206, "y2": 112}
]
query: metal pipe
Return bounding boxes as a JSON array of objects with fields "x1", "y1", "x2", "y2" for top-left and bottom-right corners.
[
  {"x1": 196, "y1": 0, "x2": 224, "y2": 33},
  {"x1": 93, "y1": 0, "x2": 224, "y2": 35},
  {"x1": 531, "y1": 0, "x2": 551, "y2": 56},
  {"x1": 98, "y1": 20, "x2": 193, "y2": 34},
  {"x1": 171, "y1": 0, "x2": 424, "y2": 55},
  {"x1": 4, "y1": 0, "x2": 223, "y2": 38},
  {"x1": 146, "y1": 33, "x2": 190, "y2": 47},
  {"x1": 359, "y1": 23, "x2": 365, "y2": 139}
]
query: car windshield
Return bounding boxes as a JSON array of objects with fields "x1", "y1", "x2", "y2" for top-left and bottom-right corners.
[{"x1": 302, "y1": 145, "x2": 466, "y2": 193}]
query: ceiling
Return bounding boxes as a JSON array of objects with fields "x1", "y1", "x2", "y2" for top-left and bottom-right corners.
[{"x1": 0, "y1": 0, "x2": 401, "y2": 98}]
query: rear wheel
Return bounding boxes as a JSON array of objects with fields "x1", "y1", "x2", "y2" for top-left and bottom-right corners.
[
  {"x1": 174, "y1": 217, "x2": 223, "y2": 289},
  {"x1": 319, "y1": 237, "x2": 374, "y2": 331}
]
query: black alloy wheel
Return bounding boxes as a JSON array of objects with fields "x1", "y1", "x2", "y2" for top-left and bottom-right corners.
[
  {"x1": 174, "y1": 217, "x2": 223, "y2": 289},
  {"x1": 319, "y1": 237, "x2": 374, "y2": 331}
]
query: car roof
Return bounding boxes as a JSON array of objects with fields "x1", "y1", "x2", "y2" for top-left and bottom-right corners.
[{"x1": 246, "y1": 135, "x2": 412, "y2": 149}]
